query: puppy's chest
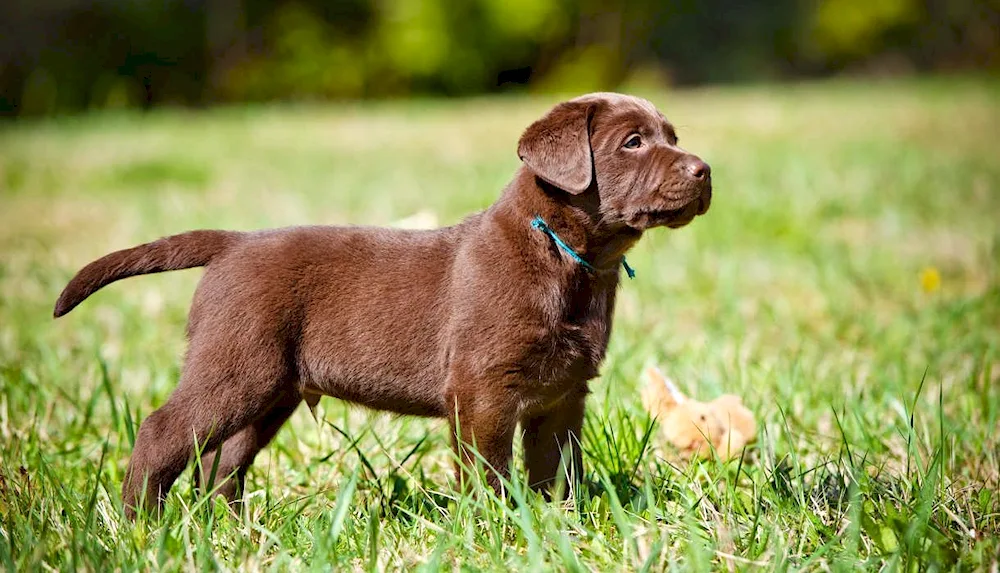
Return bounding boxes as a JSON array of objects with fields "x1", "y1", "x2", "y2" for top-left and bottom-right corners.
[{"x1": 525, "y1": 281, "x2": 616, "y2": 384}]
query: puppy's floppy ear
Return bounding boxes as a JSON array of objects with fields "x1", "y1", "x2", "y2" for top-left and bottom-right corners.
[{"x1": 517, "y1": 100, "x2": 596, "y2": 194}]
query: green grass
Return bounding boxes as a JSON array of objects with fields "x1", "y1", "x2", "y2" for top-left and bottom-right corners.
[{"x1": 1, "y1": 76, "x2": 999, "y2": 570}]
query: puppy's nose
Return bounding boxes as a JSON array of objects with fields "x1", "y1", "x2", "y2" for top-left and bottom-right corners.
[{"x1": 685, "y1": 159, "x2": 710, "y2": 181}]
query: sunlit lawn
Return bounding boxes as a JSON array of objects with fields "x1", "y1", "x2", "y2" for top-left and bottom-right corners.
[{"x1": 1, "y1": 76, "x2": 998, "y2": 570}]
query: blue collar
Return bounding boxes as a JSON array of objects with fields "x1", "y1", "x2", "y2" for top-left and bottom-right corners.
[{"x1": 531, "y1": 216, "x2": 635, "y2": 279}]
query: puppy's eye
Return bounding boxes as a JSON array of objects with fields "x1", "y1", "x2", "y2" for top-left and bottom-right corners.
[{"x1": 623, "y1": 135, "x2": 642, "y2": 149}]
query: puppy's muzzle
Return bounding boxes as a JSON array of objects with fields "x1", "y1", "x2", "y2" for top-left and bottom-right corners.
[
  {"x1": 695, "y1": 184, "x2": 711, "y2": 215},
  {"x1": 665, "y1": 158, "x2": 711, "y2": 228}
]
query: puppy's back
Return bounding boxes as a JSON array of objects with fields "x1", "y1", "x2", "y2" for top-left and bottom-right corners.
[{"x1": 189, "y1": 222, "x2": 474, "y2": 416}]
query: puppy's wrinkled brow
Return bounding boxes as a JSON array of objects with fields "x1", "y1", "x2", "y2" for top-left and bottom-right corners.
[
  {"x1": 595, "y1": 109, "x2": 659, "y2": 138},
  {"x1": 665, "y1": 123, "x2": 678, "y2": 144}
]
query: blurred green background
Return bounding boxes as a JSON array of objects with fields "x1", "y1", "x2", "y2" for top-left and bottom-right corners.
[{"x1": 2, "y1": 0, "x2": 998, "y2": 116}]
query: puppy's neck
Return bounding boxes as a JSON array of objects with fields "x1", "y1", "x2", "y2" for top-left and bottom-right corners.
[{"x1": 495, "y1": 168, "x2": 642, "y2": 271}]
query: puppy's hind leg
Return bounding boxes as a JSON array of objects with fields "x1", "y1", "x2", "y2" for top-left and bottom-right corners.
[
  {"x1": 122, "y1": 339, "x2": 291, "y2": 519},
  {"x1": 195, "y1": 392, "x2": 301, "y2": 503}
]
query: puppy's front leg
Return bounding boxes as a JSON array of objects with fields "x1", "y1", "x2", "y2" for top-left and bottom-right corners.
[
  {"x1": 445, "y1": 374, "x2": 519, "y2": 495},
  {"x1": 522, "y1": 392, "x2": 586, "y2": 499}
]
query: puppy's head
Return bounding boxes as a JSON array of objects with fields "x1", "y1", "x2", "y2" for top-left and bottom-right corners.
[{"x1": 518, "y1": 93, "x2": 711, "y2": 230}]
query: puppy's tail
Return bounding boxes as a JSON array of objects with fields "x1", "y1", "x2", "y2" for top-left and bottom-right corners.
[{"x1": 53, "y1": 230, "x2": 241, "y2": 318}]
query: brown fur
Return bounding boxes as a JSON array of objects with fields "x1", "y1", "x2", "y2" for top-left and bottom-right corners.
[{"x1": 54, "y1": 93, "x2": 712, "y2": 518}]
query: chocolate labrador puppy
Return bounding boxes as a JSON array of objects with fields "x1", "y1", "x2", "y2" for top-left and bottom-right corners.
[{"x1": 54, "y1": 93, "x2": 711, "y2": 517}]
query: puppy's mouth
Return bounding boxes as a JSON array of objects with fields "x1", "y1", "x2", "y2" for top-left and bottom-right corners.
[{"x1": 627, "y1": 187, "x2": 712, "y2": 230}]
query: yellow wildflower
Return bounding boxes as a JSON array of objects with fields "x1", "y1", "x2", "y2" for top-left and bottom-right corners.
[{"x1": 920, "y1": 267, "x2": 941, "y2": 293}]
